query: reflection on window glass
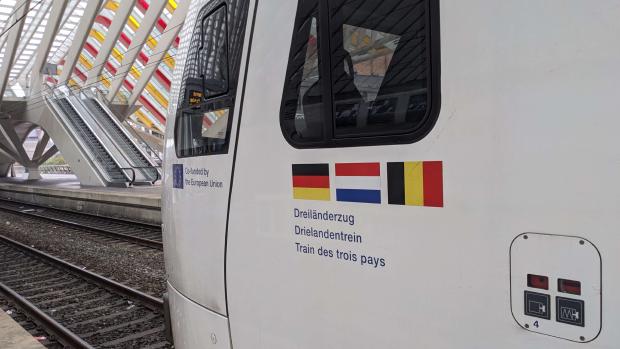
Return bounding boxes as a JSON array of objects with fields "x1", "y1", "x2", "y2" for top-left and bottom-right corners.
[
  {"x1": 331, "y1": 0, "x2": 429, "y2": 137},
  {"x1": 202, "y1": 6, "x2": 229, "y2": 98},
  {"x1": 280, "y1": 0, "x2": 324, "y2": 142},
  {"x1": 280, "y1": 0, "x2": 437, "y2": 147},
  {"x1": 176, "y1": 107, "x2": 231, "y2": 157}
]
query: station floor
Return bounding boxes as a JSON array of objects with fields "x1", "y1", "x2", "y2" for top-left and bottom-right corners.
[
  {"x1": 0, "y1": 310, "x2": 45, "y2": 349},
  {"x1": 0, "y1": 174, "x2": 162, "y2": 224}
]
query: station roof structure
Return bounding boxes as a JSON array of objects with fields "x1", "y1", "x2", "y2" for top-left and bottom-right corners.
[{"x1": 0, "y1": 0, "x2": 187, "y2": 134}]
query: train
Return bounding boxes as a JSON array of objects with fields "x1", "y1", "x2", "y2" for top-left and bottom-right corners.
[{"x1": 162, "y1": 0, "x2": 620, "y2": 347}]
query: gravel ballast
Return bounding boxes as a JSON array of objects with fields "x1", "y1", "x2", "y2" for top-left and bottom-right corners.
[{"x1": 0, "y1": 210, "x2": 166, "y2": 298}]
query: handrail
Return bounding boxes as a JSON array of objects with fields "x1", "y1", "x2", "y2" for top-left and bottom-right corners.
[
  {"x1": 86, "y1": 88, "x2": 163, "y2": 163},
  {"x1": 45, "y1": 87, "x2": 130, "y2": 185},
  {"x1": 119, "y1": 166, "x2": 162, "y2": 186},
  {"x1": 62, "y1": 92, "x2": 131, "y2": 184},
  {"x1": 79, "y1": 88, "x2": 162, "y2": 182}
]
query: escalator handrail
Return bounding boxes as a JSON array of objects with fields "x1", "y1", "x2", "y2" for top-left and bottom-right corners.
[
  {"x1": 61, "y1": 94, "x2": 131, "y2": 183},
  {"x1": 43, "y1": 94, "x2": 126, "y2": 185},
  {"x1": 84, "y1": 88, "x2": 163, "y2": 165}
]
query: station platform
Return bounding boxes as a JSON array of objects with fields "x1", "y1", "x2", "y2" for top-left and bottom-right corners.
[
  {"x1": 0, "y1": 174, "x2": 161, "y2": 225},
  {"x1": 0, "y1": 310, "x2": 45, "y2": 349}
]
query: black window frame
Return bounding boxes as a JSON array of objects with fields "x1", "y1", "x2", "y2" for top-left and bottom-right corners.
[
  {"x1": 174, "y1": 0, "x2": 250, "y2": 158},
  {"x1": 279, "y1": 0, "x2": 441, "y2": 149}
]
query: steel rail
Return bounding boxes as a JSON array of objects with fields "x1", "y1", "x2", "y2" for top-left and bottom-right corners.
[
  {"x1": 0, "y1": 281, "x2": 95, "y2": 349},
  {"x1": 0, "y1": 199, "x2": 163, "y2": 250},
  {"x1": 0, "y1": 234, "x2": 163, "y2": 311}
]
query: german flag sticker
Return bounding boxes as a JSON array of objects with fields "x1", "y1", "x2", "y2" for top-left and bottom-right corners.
[
  {"x1": 387, "y1": 161, "x2": 443, "y2": 207},
  {"x1": 292, "y1": 164, "x2": 330, "y2": 201}
]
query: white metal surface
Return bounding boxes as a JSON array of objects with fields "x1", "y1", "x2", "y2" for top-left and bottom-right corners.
[
  {"x1": 162, "y1": 0, "x2": 620, "y2": 348},
  {"x1": 510, "y1": 233, "x2": 601, "y2": 342},
  {"x1": 58, "y1": 0, "x2": 101, "y2": 84},
  {"x1": 0, "y1": 0, "x2": 30, "y2": 100}
]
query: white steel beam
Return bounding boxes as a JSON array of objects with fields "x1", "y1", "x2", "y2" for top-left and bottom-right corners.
[
  {"x1": 59, "y1": 0, "x2": 102, "y2": 84},
  {"x1": 0, "y1": 0, "x2": 31, "y2": 101},
  {"x1": 106, "y1": 0, "x2": 167, "y2": 102},
  {"x1": 85, "y1": 0, "x2": 137, "y2": 87},
  {"x1": 29, "y1": 0, "x2": 69, "y2": 94},
  {"x1": 127, "y1": 0, "x2": 190, "y2": 109}
]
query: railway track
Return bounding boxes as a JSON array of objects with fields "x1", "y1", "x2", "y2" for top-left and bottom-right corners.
[
  {"x1": 0, "y1": 234, "x2": 170, "y2": 348},
  {"x1": 0, "y1": 199, "x2": 162, "y2": 250}
]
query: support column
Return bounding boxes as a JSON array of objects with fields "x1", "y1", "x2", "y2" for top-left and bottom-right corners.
[
  {"x1": 58, "y1": 0, "x2": 102, "y2": 85},
  {"x1": 30, "y1": 0, "x2": 69, "y2": 94},
  {"x1": 0, "y1": 0, "x2": 31, "y2": 100},
  {"x1": 106, "y1": 0, "x2": 167, "y2": 101},
  {"x1": 85, "y1": 0, "x2": 137, "y2": 88}
]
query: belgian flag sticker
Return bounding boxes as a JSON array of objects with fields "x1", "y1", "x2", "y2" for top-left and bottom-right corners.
[
  {"x1": 387, "y1": 161, "x2": 444, "y2": 207},
  {"x1": 292, "y1": 164, "x2": 330, "y2": 201}
]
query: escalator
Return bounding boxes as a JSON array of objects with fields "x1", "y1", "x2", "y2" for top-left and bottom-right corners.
[
  {"x1": 54, "y1": 98, "x2": 130, "y2": 185},
  {"x1": 82, "y1": 98, "x2": 160, "y2": 183}
]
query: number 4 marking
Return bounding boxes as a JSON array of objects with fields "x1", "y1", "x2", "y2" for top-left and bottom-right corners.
[{"x1": 533, "y1": 321, "x2": 540, "y2": 328}]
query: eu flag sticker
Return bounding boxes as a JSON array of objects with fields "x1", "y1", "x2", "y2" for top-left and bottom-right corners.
[{"x1": 172, "y1": 164, "x2": 184, "y2": 189}]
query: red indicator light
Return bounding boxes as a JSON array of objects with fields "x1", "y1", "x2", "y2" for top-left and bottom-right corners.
[
  {"x1": 527, "y1": 274, "x2": 549, "y2": 290},
  {"x1": 558, "y1": 279, "x2": 581, "y2": 295}
]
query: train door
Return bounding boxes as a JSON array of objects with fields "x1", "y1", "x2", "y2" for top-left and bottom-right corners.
[
  {"x1": 226, "y1": 0, "x2": 442, "y2": 347},
  {"x1": 162, "y1": 0, "x2": 252, "y2": 346}
]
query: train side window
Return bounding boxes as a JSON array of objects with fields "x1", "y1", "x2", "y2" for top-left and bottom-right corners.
[
  {"x1": 175, "y1": 0, "x2": 251, "y2": 158},
  {"x1": 280, "y1": 0, "x2": 440, "y2": 148},
  {"x1": 280, "y1": 0, "x2": 324, "y2": 143}
]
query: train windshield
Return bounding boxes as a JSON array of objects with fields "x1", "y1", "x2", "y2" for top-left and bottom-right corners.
[{"x1": 175, "y1": 1, "x2": 251, "y2": 157}]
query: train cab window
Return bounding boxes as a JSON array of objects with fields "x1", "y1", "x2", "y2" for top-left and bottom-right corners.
[
  {"x1": 175, "y1": 1, "x2": 250, "y2": 157},
  {"x1": 280, "y1": 0, "x2": 440, "y2": 148}
]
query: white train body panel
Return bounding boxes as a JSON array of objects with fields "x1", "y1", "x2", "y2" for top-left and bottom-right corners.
[{"x1": 163, "y1": 0, "x2": 620, "y2": 348}]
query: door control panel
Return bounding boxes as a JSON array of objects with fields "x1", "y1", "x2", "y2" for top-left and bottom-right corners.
[{"x1": 510, "y1": 233, "x2": 601, "y2": 342}]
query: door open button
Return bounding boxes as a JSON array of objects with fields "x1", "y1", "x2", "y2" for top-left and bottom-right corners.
[{"x1": 524, "y1": 291, "x2": 551, "y2": 320}]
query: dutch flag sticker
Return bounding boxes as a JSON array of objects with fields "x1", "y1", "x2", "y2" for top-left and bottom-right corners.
[{"x1": 335, "y1": 163, "x2": 381, "y2": 204}]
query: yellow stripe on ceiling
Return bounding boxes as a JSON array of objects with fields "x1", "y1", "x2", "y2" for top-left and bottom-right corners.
[
  {"x1": 90, "y1": 29, "x2": 105, "y2": 43},
  {"x1": 130, "y1": 65, "x2": 141, "y2": 79},
  {"x1": 127, "y1": 15, "x2": 139, "y2": 31},
  {"x1": 111, "y1": 47, "x2": 123, "y2": 62},
  {"x1": 146, "y1": 35, "x2": 156, "y2": 49},
  {"x1": 79, "y1": 54, "x2": 93, "y2": 70},
  {"x1": 68, "y1": 79, "x2": 78, "y2": 88},
  {"x1": 100, "y1": 75, "x2": 111, "y2": 88},
  {"x1": 146, "y1": 82, "x2": 168, "y2": 108},
  {"x1": 168, "y1": 0, "x2": 177, "y2": 11},
  {"x1": 105, "y1": 0, "x2": 119, "y2": 11},
  {"x1": 135, "y1": 109, "x2": 154, "y2": 128},
  {"x1": 163, "y1": 53, "x2": 174, "y2": 69}
]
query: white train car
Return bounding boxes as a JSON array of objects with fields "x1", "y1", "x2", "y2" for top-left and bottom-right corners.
[{"x1": 162, "y1": 0, "x2": 620, "y2": 347}]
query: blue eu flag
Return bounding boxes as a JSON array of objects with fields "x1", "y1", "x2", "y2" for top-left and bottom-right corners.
[{"x1": 173, "y1": 164, "x2": 184, "y2": 189}]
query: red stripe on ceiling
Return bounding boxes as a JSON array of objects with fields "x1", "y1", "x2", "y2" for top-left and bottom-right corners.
[
  {"x1": 174, "y1": 36, "x2": 180, "y2": 48},
  {"x1": 138, "y1": 51, "x2": 149, "y2": 64},
  {"x1": 46, "y1": 77, "x2": 58, "y2": 84},
  {"x1": 154, "y1": 70, "x2": 171, "y2": 90},
  {"x1": 95, "y1": 15, "x2": 112, "y2": 27},
  {"x1": 84, "y1": 42, "x2": 98, "y2": 57},
  {"x1": 119, "y1": 32, "x2": 131, "y2": 48},
  {"x1": 123, "y1": 79, "x2": 134, "y2": 91},
  {"x1": 156, "y1": 18, "x2": 167, "y2": 32},
  {"x1": 74, "y1": 67, "x2": 86, "y2": 81},
  {"x1": 137, "y1": 0, "x2": 148, "y2": 12},
  {"x1": 139, "y1": 95, "x2": 166, "y2": 123},
  {"x1": 105, "y1": 62, "x2": 117, "y2": 75}
]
